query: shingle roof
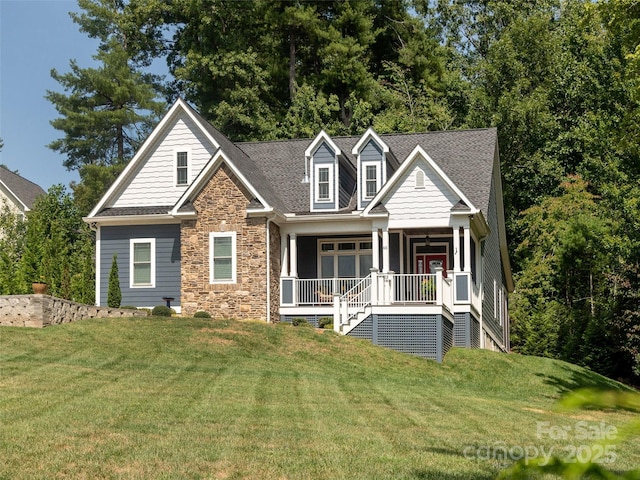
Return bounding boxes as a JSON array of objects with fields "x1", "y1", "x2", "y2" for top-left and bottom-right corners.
[
  {"x1": 182, "y1": 103, "x2": 287, "y2": 212},
  {"x1": 238, "y1": 128, "x2": 497, "y2": 217},
  {"x1": 95, "y1": 206, "x2": 173, "y2": 217},
  {"x1": 92, "y1": 97, "x2": 497, "y2": 220},
  {"x1": 0, "y1": 166, "x2": 46, "y2": 210}
]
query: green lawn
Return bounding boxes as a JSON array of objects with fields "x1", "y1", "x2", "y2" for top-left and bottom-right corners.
[{"x1": 0, "y1": 317, "x2": 638, "y2": 479}]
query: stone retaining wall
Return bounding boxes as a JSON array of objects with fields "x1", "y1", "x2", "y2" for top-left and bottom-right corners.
[{"x1": 0, "y1": 295, "x2": 147, "y2": 328}]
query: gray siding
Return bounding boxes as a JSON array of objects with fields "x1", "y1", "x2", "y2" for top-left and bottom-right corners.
[
  {"x1": 359, "y1": 140, "x2": 383, "y2": 209},
  {"x1": 339, "y1": 161, "x2": 356, "y2": 209},
  {"x1": 481, "y1": 172, "x2": 506, "y2": 347},
  {"x1": 389, "y1": 233, "x2": 401, "y2": 273},
  {"x1": 100, "y1": 224, "x2": 181, "y2": 307},
  {"x1": 312, "y1": 143, "x2": 337, "y2": 211},
  {"x1": 297, "y1": 236, "x2": 318, "y2": 279}
]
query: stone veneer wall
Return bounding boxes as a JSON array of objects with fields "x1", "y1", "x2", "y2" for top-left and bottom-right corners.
[
  {"x1": 181, "y1": 164, "x2": 280, "y2": 320},
  {"x1": 0, "y1": 295, "x2": 147, "y2": 328}
]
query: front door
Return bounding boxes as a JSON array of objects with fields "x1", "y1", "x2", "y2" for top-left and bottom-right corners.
[{"x1": 415, "y1": 254, "x2": 447, "y2": 277}]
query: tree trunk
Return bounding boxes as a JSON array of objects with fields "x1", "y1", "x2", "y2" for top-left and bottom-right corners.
[{"x1": 289, "y1": 33, "x2": 296, "y2": 102}]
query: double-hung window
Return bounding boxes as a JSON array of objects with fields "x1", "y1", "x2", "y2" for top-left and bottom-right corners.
[
  {"x1": 176, "y1": 151, "x2": 189, "y2": 185},
  {"x1": 130, "y1": 238, "x2": 155, "y2": 288},
  {"x1": 315, "y1": 165, "x2": 333, "y2": 203},
  {"x1": 363, "y1": 162, "x2": 380, "y2": 199},
  {"x1": 210, "y1": 232, "x2": 236, "y2": 283}
]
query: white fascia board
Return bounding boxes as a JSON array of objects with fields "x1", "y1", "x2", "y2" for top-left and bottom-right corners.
[
  {"x1": 280, "y1": 217, "x2": 373, "y2": 236},
  {"x1": 362, "y1": 145, "x2": 477, "y2": 216},
  {"x1": 283, "y1": 211, "x2": 365, "y2": 223},
  {"x1": 351, "y1": 127, "x2": 389, "y2": 155},
  {"x1": 170, "y1": 149, "x2": 271, "y2": 216},
  {"x1": 492, "y1": 142, "x2": 514, "y2": 293},
  {"x1": 304, "y1": 130, "x2": 342, "y2": 158},
  {"x1": 0, "y1": 181, "x2": 28, "y2": 212},
  {"x1": 83, "y1": 214, "x2": 180, "y2": 226},
  {"x1": 246, "y1": 207, "x2": 284, "y2": 221},
  {"x1": 170, "y1": 148, "x2": 222, "y2": 215},
  {"x1": 89, "y1": 98, "x2": 220, "y2": 218}
]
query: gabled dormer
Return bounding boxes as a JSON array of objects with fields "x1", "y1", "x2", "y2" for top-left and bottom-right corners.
[
  {"x1": 306, "y1": 131, "x2": 348, "y2": 212},
  {"x1": 352, "y1": 128, "x2": 391, "y2": 210}
]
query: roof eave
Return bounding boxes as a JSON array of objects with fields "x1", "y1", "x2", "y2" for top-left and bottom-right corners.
[{"x1": 83, "y1": 213, "x2": 180, "y2": 226}]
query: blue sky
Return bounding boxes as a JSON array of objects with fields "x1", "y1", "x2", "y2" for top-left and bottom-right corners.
[{"x1": 0, "y1": 0, "x2": 99, "y2": 190}]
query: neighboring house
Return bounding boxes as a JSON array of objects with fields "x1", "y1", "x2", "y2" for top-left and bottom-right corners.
[
  {"x1": 85, "y1": 99, "x2": 513, "y2": 360},
  {"x1": 0, "y1": 166, "x2": 46, "y2": 217}
]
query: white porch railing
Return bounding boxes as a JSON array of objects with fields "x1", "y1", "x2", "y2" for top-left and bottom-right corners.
[
  {"x1": 388, "y1": 273, "x2": 438, "y2": 303},
  {"x1": 281, "y1": 268, "x2": 479, "y2": 322},
  {"x1": 296, "y1": 278, "x2": 361, "y2": 306}
]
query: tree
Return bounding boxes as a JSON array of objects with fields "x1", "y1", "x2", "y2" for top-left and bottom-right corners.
[
  {"x1": 511, "y1": 176, "x2": 619, "y2": 375},
  {"x1": 47, "y1": 39, "x2": 164, "y2": 170},
  {"x1": 18, "y1": 185, "x2": 94, "y2": 302},
  {"x1": 0, "y1": 201, "x2": 27, "y2": 295},
  {"x1": 107, "y1": 253, "x2": 121, "y2": 308},
  {"x1": 47, "y1": 0, "x2": 165, "y2": 213},
  {"x1": 128, "y1": 0, "x2": 451, "y2": 138}
]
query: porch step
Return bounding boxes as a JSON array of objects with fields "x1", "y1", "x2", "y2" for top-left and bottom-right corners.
[{"x1": 341, "y1": 305, "x2": 371, "y2": 335}]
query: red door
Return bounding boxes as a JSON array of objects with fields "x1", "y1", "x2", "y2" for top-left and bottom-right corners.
[{"x1": 415, "y1": 254, "x2": 447, "y2": 277}]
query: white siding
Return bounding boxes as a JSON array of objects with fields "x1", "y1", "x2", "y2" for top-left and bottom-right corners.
[
  {"x1": 384, "y1": 157, "x2": 458, "y2": 227},
  {"x1": 112, "y1": 114, "x2": 217, "y2": 208},
  {"x1": 0, "y1": 187, "x2": 22, "y2": 215}
]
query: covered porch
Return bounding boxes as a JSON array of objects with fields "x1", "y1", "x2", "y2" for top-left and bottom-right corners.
[{"x1": 278, "y1": 218, "x2": 484, "y2": 332}]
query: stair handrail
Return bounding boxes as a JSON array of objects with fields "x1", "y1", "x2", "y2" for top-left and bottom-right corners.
[{"x1": 335, "y1": 275, "x2": 372, "y2": 328}]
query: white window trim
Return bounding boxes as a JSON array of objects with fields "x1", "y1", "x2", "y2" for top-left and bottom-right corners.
[
  {"x1": 130, "y1": 238, "x2": 156, "y2": 288},
  {"x1": 318, "y1": 238, "x2": 373, "y2": 279},
  {"x1": 314, "y1": 164, "x2": 334, "y2": 203},
  {"x1": 175, "y1": 149, "x2": 191, "y2": 186},
  {"x1": 493, "y1": 278, "x2": 498, "y2": 319},
  {"x1": 362, "y1": 161, "x2": 381, "y2": 200},
  {"x1": 415, "y1": 169, "x2": 426, "y2": 189},
  {"x1": 209, "y1": 231, "x2": 237, "y2": 284}
]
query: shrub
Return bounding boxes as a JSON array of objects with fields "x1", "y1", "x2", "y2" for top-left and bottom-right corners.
[
  {"x1": 291, "y1": 317, "x2": 308, "y2": 327},
  {"x1": 318, "y1": 316, "x2": 333, "y2": 329},
  {"x1": 194, "y1": 311, "x2": 211, "y2": 318},
  {"x1": 120, "y1": 305, "x2": 138, "y2": 310},
  {"x1": 107, "y1": 254, "x2": 121, "y2": 308},
  {"x1": 151, "y1": 305, "x2": 172, "y2": 317}
]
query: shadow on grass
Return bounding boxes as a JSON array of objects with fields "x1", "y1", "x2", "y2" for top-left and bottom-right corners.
[
  {"x1": 410, "y1": 469, "x2": 494, "y2": 480},
  {"x1": 408, "y1": 446, "x2": 496, "y2": 480},
  {"x1": 538, "y1": 362, "x2": 635, "y2": 396}
]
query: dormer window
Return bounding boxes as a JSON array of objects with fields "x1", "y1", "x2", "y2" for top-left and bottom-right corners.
[
  {"x1": 176, "y1": 151, "x2": 189, "y2": 185},
  {"x1": 315, "y1": 165, "x2": 333, "y2": 202},
  {"x1": 363, "y1": 163, "x2": 380, "y2": 199}
]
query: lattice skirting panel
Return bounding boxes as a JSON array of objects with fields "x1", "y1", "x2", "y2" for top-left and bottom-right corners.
[
  {"x1": 453, "y1": 313, "x2": 481, "y2": 349},
  {"x1": 347, "y1": 314, "x2": 454, "y2": 362}
]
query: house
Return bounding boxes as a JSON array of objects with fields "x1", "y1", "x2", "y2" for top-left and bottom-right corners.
[
  {"x1": 0, "y1": 165, "x2": 46, "y2": 217},
  {"x1": 85, "y1": 99, "x2": 513, "y2": 360}
]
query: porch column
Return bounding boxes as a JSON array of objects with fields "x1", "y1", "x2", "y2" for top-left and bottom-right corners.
[
  {"x1": 289, "y1": 233, "x2": 298, "y2": 277},
  {"x1": 281, "y1": 234, "x2": 289, "y2": 276},
  {"x1": 463, "y1": 227, "x2": 471, "y2": 273},
  {"x1": 382, "y1": 228, "x2": 390, "y2": 273},
  {"x1": 453, "y1": 227, "x2": 461, "y2": 272},
  {"x1": 371, "y1": 228, "x2": 380, "y2": 271}
]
